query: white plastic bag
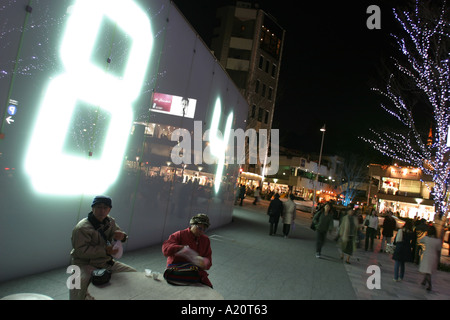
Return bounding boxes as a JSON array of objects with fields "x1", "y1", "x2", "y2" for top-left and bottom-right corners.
[{"x1": 111, "y1": 240, "x2": 123, "y2": 259}]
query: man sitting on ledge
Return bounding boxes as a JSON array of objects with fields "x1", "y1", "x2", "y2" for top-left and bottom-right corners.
[
  {"x1": 162, "y1": 214, "x2": 213, "y2": 288},
  {"x1": 69, "y1": 195, "x2": 136, "y2": 300}
]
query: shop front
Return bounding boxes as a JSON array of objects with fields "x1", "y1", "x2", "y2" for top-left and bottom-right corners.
[{"x1": 378, "y1": 198, "x2": 435, "y2": 221}]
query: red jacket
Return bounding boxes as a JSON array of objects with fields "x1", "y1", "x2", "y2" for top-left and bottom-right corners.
[{"x1": 162, "y1": 227, "x2": 213, "y2": 287}]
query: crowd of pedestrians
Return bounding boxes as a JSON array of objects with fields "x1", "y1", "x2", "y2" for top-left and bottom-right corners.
[
  {"x1": 262, "y1": 190, "x2": 446, "y2": 293},
  {"x1": 315, "y1": 200, "x2": 445, "y2": 292}
]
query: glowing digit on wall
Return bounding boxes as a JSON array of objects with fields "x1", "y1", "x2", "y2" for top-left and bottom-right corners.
[
  {"x1": 25, "y1": 0, "x2": 152, "y2": 194},
  {"x1": 208, "y1": 98, "x2": 233, "y2": 194}
]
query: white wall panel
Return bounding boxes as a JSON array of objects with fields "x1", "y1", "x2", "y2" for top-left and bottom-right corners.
[{"x1": 0, "y1": 0, "x2": 248, "y2": 282}]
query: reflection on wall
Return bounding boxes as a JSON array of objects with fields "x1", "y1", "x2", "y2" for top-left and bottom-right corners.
[{"x1": 0, "y1": 0, "x2": 248, "y2": 282}]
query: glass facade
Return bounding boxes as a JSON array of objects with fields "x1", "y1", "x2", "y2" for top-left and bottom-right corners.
[{"x1": 370, "y1": 165, "x2": 435, "y2": 222}]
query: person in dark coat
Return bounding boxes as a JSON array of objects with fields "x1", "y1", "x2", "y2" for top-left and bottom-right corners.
[
  {"x1": 381, "y1": 211, "x2": 396, "y2": 252},
  {"x1": 392, "y1": 220, "x2": 415, "y2": 281},
  {"x1": 267, "y1": 193, "x2": 283, "y2": 235},
  {"x1": 239, "y1": 184, "x2": 246, "y2": 206},
  {"x1": 313, "y1": 202, "x2": 335, "y2": 258}
]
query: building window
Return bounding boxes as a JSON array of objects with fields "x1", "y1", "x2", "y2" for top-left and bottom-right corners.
[
  {"x1": 258, "y1": 107, "x2": 263, "y2": 122},
  {"x1": 258, "y1": 55, "x2": 263, "y2": 69},
  {"x1": 272, "y1": 64, "x2": 277, "y2": 77},
  {"x1": 381, "y1": 177, "x2": 400, "y2": 195},
  {"x1": 251, "y1": 105, "x2": 256, "y2": 118},
  {"x1": 268, "y1": 87, "x2": 273, "y2": 100},
  {"x1": 261, "y1": 84, "x2": 266, "y2": 97},
  {"x1": 265, "y1": 60, "x2": 270, "y2": 73},
  {"x1": 264, "y1": 110, "x2": 269, "y2": 124},
  {"x1": 398, "y1": 179, "x2": 421, "y2": 196},
  {"x1": 259, "y1": 19, "x2": 283, "y2": 59},
  {"x1": 255, "y1": 80, "x2": 260, "y2": 93}
]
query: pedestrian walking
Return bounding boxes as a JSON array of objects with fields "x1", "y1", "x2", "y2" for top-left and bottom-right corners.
[
  {"x1": 333, "y1": 206, "x2": 345, "y2": 242},
  {"x1": 356, "y1": 208, "x2": 365, "y2": 248},
  {"x1": 282, "y1": 194, "x2": 296, "y2": 238},
  {"x1": 419, "y1": 226, "x2": 442, "y2": 291},
  {"x1": 339, "y1": 207, "x2": 359, "y2": 264},
  {"x1": 392, "y1": 220, "x2": 414, "y2": 282},
  {"x1": 239, "y1": 184, "x2": 246, "y2": 206},
  {"x1": 312, "y1": 202, "x2": 334, "y2": 258},
  {"x1": 267, "y1": 193, "x2": 283, "y2": 236},
  {"x1": 413, "y1": 218, "x2": 429, "y2": 264},
  {"x1": 380, "y1": 211, "x2": 396, "y2": 252},
  {"x1": 253, "y1": 186, "x2": 261, "y2": 205},
  {"x1": 364, "y1": 209, "x2": 379, "y2": 251}
]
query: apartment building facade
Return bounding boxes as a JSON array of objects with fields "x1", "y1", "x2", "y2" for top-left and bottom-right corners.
[{"x1": 210, "y1": 1, "x2": 285, "y2": 175}]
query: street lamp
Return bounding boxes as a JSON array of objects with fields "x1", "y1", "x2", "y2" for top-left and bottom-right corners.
[{"x1": 312, "y1": 124, "x2": 326, "y2": 213}]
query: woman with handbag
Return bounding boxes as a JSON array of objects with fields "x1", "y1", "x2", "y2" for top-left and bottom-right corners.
[
  {"x1": 392, "y1": 220, "x2": 415, "y2": 282},
  {"x1": 162, "y1": 213, "x2": 213, "y2": 288}
]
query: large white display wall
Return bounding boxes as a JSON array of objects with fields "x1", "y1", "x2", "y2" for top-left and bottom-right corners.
[{"x1": 0, "y1": 0, "x2": 248, "y2": 282}]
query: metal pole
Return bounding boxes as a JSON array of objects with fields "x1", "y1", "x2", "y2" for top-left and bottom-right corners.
[{"x1": 312, "y1": 124, "x2": 326, "y2": 213}]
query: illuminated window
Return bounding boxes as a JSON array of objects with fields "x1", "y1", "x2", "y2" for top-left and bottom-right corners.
[
  {"x1": 259, "y1": 17, "x2": 283, "y2": 59},
  {"x1": 398, "y1": 179, "x2": 421, "y2": 194},
  {"x1": 381, "y1": 177, "x2": 400, "y2": 195}
]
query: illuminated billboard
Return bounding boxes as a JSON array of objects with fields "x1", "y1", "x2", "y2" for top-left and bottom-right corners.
[
  {"x1": 151, "y1": 92, "x2": 197, "y2": 119},
  {"x1": 0, "y1": 0, "x2": 248, "y2": 282}
]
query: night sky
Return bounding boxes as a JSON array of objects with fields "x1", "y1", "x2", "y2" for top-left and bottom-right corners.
[{"x1": 173, "y1": 0, "x2": 412, "y2": 162}]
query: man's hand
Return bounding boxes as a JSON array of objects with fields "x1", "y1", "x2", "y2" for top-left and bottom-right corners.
[{"x1": 113, "y1": 231, "x2": 126, "y2": 241}]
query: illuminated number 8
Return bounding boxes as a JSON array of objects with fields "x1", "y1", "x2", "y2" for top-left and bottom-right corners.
[{"x1": 25, "y1": 0, "x2": 152, "y2": 194}]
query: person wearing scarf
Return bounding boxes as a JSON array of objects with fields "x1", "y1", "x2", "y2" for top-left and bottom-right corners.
[{"x1": 69, "y1": 196, "x2": 136, "y2": 300}]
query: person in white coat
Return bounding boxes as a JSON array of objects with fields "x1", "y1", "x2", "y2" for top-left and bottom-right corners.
[
  {"x1": 364, "y1": 209, "x2": 379, "y2": 251},
  {"x1": 419, "y1": 226, "x2": 442, "y2": 291},
  {"x1": 282, "y1": 194, "x2": 296, "y2": 238}
]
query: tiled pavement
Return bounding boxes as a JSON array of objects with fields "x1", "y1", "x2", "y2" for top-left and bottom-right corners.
[
  {"x1": 1, "y1": 197, "x2": 449, "y2": 300},
  {"x1": 293, "y1": 203, "x2": 450, "y2": 300}
]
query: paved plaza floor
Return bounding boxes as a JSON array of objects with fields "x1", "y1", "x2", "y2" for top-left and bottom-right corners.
[{"x1": 1, "y1": 198, "x2": 450, "y2": 301}]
